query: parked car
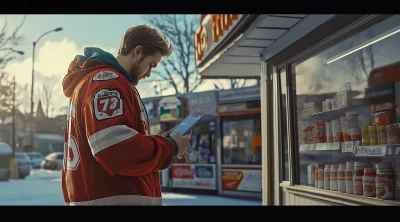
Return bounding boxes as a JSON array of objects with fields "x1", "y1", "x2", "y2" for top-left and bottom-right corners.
[
  {"x1": 14, "y1": 152, "x2": 31, "y2": 179},
  {"x1": 27, "y1": 152, "x2": 44, "y2": 169},
  {"x1": 41, "y1": 152, "x2": 63, "y2": 170},
  {"x1": 0, "y1": 143, "x2": 12, "y2": 181}
]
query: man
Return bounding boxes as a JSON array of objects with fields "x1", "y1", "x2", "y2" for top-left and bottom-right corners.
[{"x1": 61, "y1": 24, "x2": 191, "y2": 206}]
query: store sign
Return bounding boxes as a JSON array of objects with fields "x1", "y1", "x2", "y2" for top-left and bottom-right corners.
[
  {"x1": 172, "y1": 164, "x2": 217, "y2": 190},
  {"x1": 218, "y1": 87, "x2": 260, "y2": 102},
  {"x1": 143, "y1": 99, "x2": 159, "y2": 120},
  {"x1": 195, "y1": 14, "x2": 242, "y2": 65},
  {"x1": 184, "y1": 91, "x2": 217, "y2": 116},
  {"x1": 159, "y1": 96, "x2": 183, "y2": 121},
  {"x1": 222, "y1": 169, "x2": 262, "y2": 192},
  {"x1": 218, "y1": 102, "x2": 247, "y2": 113}
]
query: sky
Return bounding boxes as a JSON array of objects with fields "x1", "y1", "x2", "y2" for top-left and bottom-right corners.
[
  {"x1": 0, "y1": 14, "x2": 256, "y2": 117},
  {"x1": 0, "y1": 168, "x2": 261, "y2": 206}
]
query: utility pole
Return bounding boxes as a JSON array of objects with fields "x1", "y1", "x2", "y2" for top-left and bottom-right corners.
[
  {"x1": 9, "y1": 75, "x2": 18, "y2": 180},
  {"x1": 12, "y1": 76, "x2": 16, "y2": 154}
]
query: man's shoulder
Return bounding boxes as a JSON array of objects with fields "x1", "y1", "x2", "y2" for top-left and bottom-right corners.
[
  {"x1": 91, "y1": 68, "x2": 122, "y2": 82},
  {"x1": 85, "y1": 68, "x2": 132, "y2": 99}
]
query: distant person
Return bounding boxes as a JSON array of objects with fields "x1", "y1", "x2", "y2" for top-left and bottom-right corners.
[{"x1": 61, "y1": 25, "x2": 191, "y2": 206}]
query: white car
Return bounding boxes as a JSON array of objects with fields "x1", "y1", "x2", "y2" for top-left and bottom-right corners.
[
  {"x1": 27, "y1": 152, "x2": 44, "y2": 169},
  {"x1": 41, "y1": 152, "x2": 64, "y2": 170}
]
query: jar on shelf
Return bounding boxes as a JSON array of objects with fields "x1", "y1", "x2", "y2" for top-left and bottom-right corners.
[
  {"x1": 345, "y1": 162, "x2": 354, "y2": 194},
  {"x1": 330, "y1": 164, "x2": 339, "y2": 191},
  {"x1": 363, "y1": 168, "x2": 376, "y2": 197},
  {"x1": 338, "y1": 164, "x2": 346, "y2": 193},
  {"x1": 354, "y1": 162, "x2": 372, "y2": 195},
  {"x1": 324, "y1": 165, "x2": 331, "y2": 190},
  {"x1": 376, "y1": 162, "x2": 394, "y2": 200}
]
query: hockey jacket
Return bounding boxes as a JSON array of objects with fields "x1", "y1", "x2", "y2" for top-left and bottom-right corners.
[{"x1": 61, "y1": 47, "x2": 178, "y2": 205}]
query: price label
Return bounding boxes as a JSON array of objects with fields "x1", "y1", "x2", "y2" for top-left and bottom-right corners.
[
  {"x1": 310, "y1": 144, "x2": 317, "y2": 151},
  {"x1": 316, "y1": 143, "x2": 325, "y2": 150},
  {"x1": 353, "y1": 146, "x2": 366, "y2": 156},
  {"x1": 342, "y1": 141, "x2": 357, "y2": 153},
  {"x1": 366, "y1": 146, "x2": 386, "y2": 156},
  {"x1": 396, "y1": 147, "x2": 400, "y2": 155},
  {"x1": 353, "y1": 145, "x2": 386, "y2": 157},
  {"x1": 329, "y1": 142, "x2": 341, "y2": 150},
  {"x1": 299, "y1": 144, "x2": 311, "y2": 151}
]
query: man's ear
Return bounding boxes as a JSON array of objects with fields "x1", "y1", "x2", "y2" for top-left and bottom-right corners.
[{"x1": 133, "y1": 46, "x2": 143, "y2": 57}]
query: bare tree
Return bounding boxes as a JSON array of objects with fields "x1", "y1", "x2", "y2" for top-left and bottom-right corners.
[
  {"x1": 345, "y1": 35, "x2": 375, "y2": 82},
  {"x1": 15, "y1": 83, "x2": 30, "y2": 115},
  {"x1": 142, "y1": 15, "x2": 203, "y2": 94},
  {"x1": 213, "y1": 79, "x2": 248, "y2": 90},
  {"x1": 38, "y1": 75, "x2": 59, "y2": 117},
  {"x1": 0, "y1": 15, "x2": 26, "y2": 122},
  {"x1": 0, "y1": 15, "x2": 26, "y2": 70}
]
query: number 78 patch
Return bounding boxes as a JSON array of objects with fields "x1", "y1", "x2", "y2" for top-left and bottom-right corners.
[{"x1": 93, "y1": 89, "x2": 124, "y2": 120}]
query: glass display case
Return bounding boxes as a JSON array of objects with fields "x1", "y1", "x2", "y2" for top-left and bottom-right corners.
[{"x1": 292, "y1": 15, "x2": 400, "y2": 201}]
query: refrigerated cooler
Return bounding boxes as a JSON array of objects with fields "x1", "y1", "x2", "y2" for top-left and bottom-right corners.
[
  {"x1": 217, "y1": 86, "x2": 262, "y2": 199},
  {"x1": 170, "y1": 90, "x2": 219, "y2": 192}
]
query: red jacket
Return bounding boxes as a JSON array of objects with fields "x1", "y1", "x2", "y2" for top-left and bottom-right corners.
[{"x1": 61, "y1": 48, "x2": 178, "y2": 205}]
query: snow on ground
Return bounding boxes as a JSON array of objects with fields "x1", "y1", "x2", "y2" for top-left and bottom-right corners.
[
  {"x1": 0, "y1": 169, "x2": 64, "y2": 205},
  {"x1": 0, "y1": 169, "x2": 261, "y2": 206}
]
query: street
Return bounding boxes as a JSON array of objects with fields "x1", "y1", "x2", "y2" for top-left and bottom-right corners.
[{"x1": 0, "y1": 169, "x2": 261, "y2": 206}]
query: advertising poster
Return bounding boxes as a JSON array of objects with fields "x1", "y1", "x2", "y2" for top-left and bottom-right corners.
[
  {"x1": 222, "y1": 169, "x2": 262, "y2": 192},
  {"x1": 159, "y1": 96, "x2": 183, "y2": 121},
  {"x1": 172, "y1": 164, "x2": 216, "y2": 190}
]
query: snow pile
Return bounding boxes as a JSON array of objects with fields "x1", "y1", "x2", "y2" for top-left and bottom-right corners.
[{"x1": 27, "y1": 169, "x2": 62, "y2": 181}]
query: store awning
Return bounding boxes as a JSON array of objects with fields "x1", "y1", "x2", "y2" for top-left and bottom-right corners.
[{"x1": 195, "y1": 14, "x2": 307, "y2": 79}]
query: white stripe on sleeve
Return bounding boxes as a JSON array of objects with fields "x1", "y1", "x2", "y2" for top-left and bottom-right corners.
[{"x1": 88, "y1": 125, "x2": 139, "y2": 155}]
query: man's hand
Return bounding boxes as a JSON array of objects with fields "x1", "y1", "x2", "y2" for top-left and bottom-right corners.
[
  {"x1": 171, "y1": 132, "x2": 192, "y2": 155},
  {"x1": 161, "y1": 127, "x2": 175, "y2": 138}
]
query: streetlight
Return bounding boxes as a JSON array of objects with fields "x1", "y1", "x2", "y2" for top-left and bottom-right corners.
[{"x1": 29, "y1": 27, "x2": 63, "y2": 148}]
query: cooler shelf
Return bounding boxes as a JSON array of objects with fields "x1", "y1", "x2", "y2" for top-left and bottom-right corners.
[{"x1": 300, "y1": 142, "x2": 400, "y2": 157}]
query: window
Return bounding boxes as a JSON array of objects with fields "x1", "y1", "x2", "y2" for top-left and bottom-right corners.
[
  {"x1": 186, "y1": 121, "x2": 216, "y2": 164},
  {"x1": 292, "y1": 15, "x2": 400, "y2": 199},
  {"x1": 222, "y1": 116, "x2": 261, "y2": 165},
  {"x1": 279, "y1": 68, "x2": 289, "y2": 181}
]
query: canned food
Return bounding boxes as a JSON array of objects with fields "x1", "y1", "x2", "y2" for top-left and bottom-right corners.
[
  {"x1": 375, "y1": 111, "x2": 391, "y2": 126},
  {"x1": 363, "y1": 168, "x2": 376, "y2": 197},
  {"x1": 386, "y1": 124, "x2": 400, "y2": 144},
  {"x1": 395, "y1": 167, "x2": 400, "y2": 200},
  {"x1": 315, "y1": 120, "x2": 326, "y2": 143},
  {"x1": 376, "y1": 168, "x2": 394, "y2": 200},
  {"x1": 318, "y1": 168, "x2": 324, "y2": 189},
  {"x1": 341, "y1": 116, "x2": 351, "y2": 141},
  {"x1": 371, "y1": 114, "x2": 376, "y2": 126},
  {"x1": 315, "y1": 164, "x2": 324, "y2": 188},
  {"x1": 377, "y1": 125, "x2": 387, "y2": 145},
  {"x1": 361, "y1": 127, "x2": 370, "y2": 145},
  {"x1": 307, "y1": 164, "x2": 315, "y2": 186},
  {"x1": 347, "y1": 112, "x2": 361, "y2": 141},
  {"x1": 326, "y1": 120, "x2": 333, "y2": 142},
  {"x1": 332, "y1": 119, "x2": 343, "y2": 142},
  {"x1": 368, "y1": 126, "x2": 378, "y2": 145}
]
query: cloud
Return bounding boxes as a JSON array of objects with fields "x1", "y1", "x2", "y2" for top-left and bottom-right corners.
[{"x1": 4, "y1": 36, "x2": 117, "y2": 117}]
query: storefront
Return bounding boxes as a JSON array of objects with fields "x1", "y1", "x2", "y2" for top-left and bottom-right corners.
[
  {"x1": 195, "y1": 14, "x2": 400, "y2": 205},
  {"x1": 142, "y1": 95, "x2": 183, "y2": 189},
  {"x1": 217, "y1": 86, "x2": 262, "y2": 199},
  {"x1": 170, "y1": 90, "x2": 219, "y2": 191}
]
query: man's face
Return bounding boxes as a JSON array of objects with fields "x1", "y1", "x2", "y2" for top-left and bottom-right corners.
[{"x1": 129, "y1": 50, "x2": 162, "y2": 86}]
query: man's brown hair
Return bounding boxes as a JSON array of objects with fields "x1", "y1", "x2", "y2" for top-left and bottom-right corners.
[{"x1": 118, "y1": 24, "x2": 173, "y2": 58}]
